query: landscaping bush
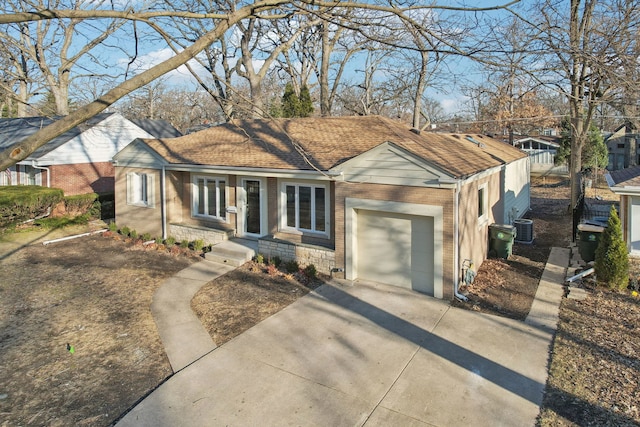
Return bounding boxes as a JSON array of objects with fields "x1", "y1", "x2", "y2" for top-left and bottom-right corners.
[
  {"x1": 108, "y1": 222, "x2": 118, "y2": 232},
  {"x1": 192, "y1": 239, "x2": 205, "y2": 252},
  {"x1": 0, "y1": 186, "x2": 64, "y2": 228},
  {"x1": 595, "y1": 205, "x2": 629, "y2": 290},
  {"x1": 303, "y1": 264, "x2": 317, "y2": 279},
  {"x1": 120, "y1": 226, "x2": 131, "y2": 237},
  {"x1": 64, "y1": 193, "x2": 98, "y2": 216},
  {"x1": 142, "y1": 233, "x2": 152, "y2": 242},
  {"x1": 165, "y1": 236, "x2": 176, "y2": 246},
  {"x1": 284, "y1": 259, "x2": 299, "y2": 273}
]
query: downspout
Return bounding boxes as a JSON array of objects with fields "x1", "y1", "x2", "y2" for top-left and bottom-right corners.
[
  {"x1": 453, "y1": 180, "x2": 468, "y2": 301},
  {"x1": 161, "y1": 165, "x2": 167, "y2": 240},
  {"x1": 31, "y1": 160, "x2": 50, "y2": 188}
]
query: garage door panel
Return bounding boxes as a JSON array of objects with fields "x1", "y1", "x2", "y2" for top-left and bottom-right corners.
[{"x1": 357, "y1": 210, "x2": 434, "y2": 295}]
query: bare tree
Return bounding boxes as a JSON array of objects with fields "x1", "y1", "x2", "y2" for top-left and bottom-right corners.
[
  {"x1": 534, "y1": 0, "x2": 640, "y2": 207},
  {"x1": 0, "y1": 1, "x2": 521, "y2": 170},
  {"x1": 1, "y1": 0, "x2": 127, "y2": 116}
]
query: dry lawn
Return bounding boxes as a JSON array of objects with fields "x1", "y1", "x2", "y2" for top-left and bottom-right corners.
[{"x1": 0, "y1": 227, "x2": 195, "y2": 426}]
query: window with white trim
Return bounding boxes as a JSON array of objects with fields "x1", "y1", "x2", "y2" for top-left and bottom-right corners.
[
  {"x1": 193, "y1": 175, "x2": 226, "y2": 220},
  {"x1": 282, "y1": 182, "x2": 328, "y2": 234},
  {"x1": 478, "y1": 183, "x2": 488, "y2": 224},
  {"x1": 127, "y1": 172, "x2": 155, "y2": 208}
]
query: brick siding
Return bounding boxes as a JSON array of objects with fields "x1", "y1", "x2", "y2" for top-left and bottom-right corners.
[{"x1": 50, "y1": 162, "x2": 115, "y2": 195}]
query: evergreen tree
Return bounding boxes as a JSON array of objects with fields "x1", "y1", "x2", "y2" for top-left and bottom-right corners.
[
  {"x1": 298, "y1": 85, "x2": 313, "y2": 117},
  {"x1": 280, "y1": 83, "x2": 314, "y2": 118},
  {"x1": 555, "y1": 117, "x2": 608, "y2": 170},
  {"x1": 594, "y1": 205, "x2": 629, "y2": 290},
  {"x1": 281, "y1": 83, "x2": 300, "y2": 118}
]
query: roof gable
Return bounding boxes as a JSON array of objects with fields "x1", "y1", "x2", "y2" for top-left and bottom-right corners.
[
  {"x1": 0, "y1": 113, "x2": 179, "y2": 163},
  {"x1": 0, "y1": 114, "x2": 115, "y2": 159},
  {"x1": 330, "y1": 141, "x2": 454, "y2": 186},
  {"x1": 139, "y1": 116, "x2": 526, "y2": 178},
  {"x1": 113, "y1": 138, "x2": 167, "y2": 168}
]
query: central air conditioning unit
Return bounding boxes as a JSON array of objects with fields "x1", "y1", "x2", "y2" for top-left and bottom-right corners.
[{"x1": 514, "y1": 219, "x2": 534, "y2": 244}]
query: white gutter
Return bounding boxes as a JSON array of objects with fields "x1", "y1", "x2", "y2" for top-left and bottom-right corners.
[
  {"x1": 161, "y1": 165, "x2": 167, "y2": 240},
  {"x1": 31, "y1": 160, "x2": 50, "y2": 187},
  {"x1": 453, "y1": 180, "x2": 468, "y2": 301},
  {"x1": 165, "y1": 164, "x2": 343, "y2": 179}
]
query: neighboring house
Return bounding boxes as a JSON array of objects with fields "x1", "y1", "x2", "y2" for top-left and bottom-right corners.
[
  {"x1": 606, "y1": 166, "x2": 640, "y2": 256},
  {"x1": 113, "y1": 115, "x2": 529, "y2": 300},
  {"x1": 605, "y1": 122, "x2": 639, "y2": 171},
  {"x1": 514, "y1": 136, "x2": 567, "y2": 175},
  {"x1": 0, "y1": 113, "x2": 181, "y2": 195}
]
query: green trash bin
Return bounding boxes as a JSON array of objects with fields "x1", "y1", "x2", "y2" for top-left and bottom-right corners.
[
  {"x1": 489, "y1": 224, "x2": 517, "y2": 259},
  {"x1": 577, "y1": 223, "x2": 604, "y2": 263}
]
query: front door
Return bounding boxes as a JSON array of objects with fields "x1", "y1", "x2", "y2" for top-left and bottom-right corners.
[{"x1": 244, "y1": 179, "x2": 262, "y2": 235}]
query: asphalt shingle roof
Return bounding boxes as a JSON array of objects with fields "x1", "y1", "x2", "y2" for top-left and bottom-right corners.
[
  {"x1": 0, "y1": 114, "x2": 112, "y2": 158},
  {"x1": 0, "y1": 113, "x2": 181, "y2": 159},
  {"x1": 608, "y1": 166, "x2": 640, "y2": 187},
  {"x1": 142, "y1": 115, "x2": 526, "y2": 178}
]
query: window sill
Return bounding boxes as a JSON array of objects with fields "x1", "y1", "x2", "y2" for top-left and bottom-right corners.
[
  {"x1": 192, "y1": 213, "x2": 228, "y2": 223},
  {"x1": 280, "y1": 226, "x2": 329, "y2": 239},
  {"x1": 128, "y1": 202, "x2": 154, "y2": 209}
]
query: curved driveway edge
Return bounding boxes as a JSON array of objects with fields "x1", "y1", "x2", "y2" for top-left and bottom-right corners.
[
  {"x1": 119, "y1": 247, "x2": 568, "y2": 426},
  {"x1": 151, "y1": 260, "x2": 235, "y2": 372}
]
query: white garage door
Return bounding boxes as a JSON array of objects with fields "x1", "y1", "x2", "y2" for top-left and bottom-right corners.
[{"x1": 356, "y1": 209, "x2": 434, "y2": 295}]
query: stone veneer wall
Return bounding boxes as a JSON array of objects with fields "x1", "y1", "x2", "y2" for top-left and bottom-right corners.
[
  {"x1": 169, "y1": 223, "x2": 233, "y2": 245},
  {"x1": 258, "y1": 239, "x2": 335, "y2": 274}
]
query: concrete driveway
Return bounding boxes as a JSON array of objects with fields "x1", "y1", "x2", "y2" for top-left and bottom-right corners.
[{"x1": 116, "y1": 280, "x2": 553, "y2": 426}]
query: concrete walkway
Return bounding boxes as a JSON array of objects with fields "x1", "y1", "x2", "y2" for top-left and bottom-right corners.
[
  {"x1": 118, "y1": 247, "x2": 569, "y2": 426},
  {"x1": 152, "y1": 261, "x2": 235, "y2": 372}
]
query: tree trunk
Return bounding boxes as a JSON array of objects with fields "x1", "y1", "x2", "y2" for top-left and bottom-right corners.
[
  {"x1": 412, "y1": 50, "x2": 428, "y2": 129},
  {"x1": 319, "y1": 21, "x2": 331, "y2": 117}
]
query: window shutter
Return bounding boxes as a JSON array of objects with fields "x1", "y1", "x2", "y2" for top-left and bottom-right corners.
[
  {"x1": 147, "y1": 173, "x2": 155, "y2": 207},
  {"x1": 126, "y1": 173, "x2": 133, "y2": 204}
]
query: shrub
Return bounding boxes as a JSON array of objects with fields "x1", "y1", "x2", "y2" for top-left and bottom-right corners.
[
  {"x1": 594, "y1": 205, "x2": 629, "y2": 290},
  {"x1": 120, "y1": 226, "x2": 131, "y2": 237},
  {"x1": 272, "y1": 256, "x2": 282, "y2": 268},
  {"x1": 254, "y1": 253, "x2": 265, "y2": 264},
  {"x1": 165, "y1": 236, "x2": 176, "y2": 246},
  {"x1": 0, "y1": 186, "x2": 64, "y2": 228},
  {"x1": 155, "y1": 236, "x2": 163, "y2": 245},
  {"x1": 108, "y1": 222, "x2": 118, "y2": 232},
  {"x1": 303, "y1": 264, "x2": 317, "y2": 279},
  {"x1": 142, "y1": 233, "x2": 152, "y2": 241},
  {"x1": 129, "y1": 229, "x2": 138, "y2": 239},
  {"x1": 284, "y1": 259, "x2": 299, "y2": 273},
  {"x1": 64, "y1": 193, "x2": 98, "y2": 216},
  {"x1": 193, "y1": 239, "x2": 205, "y2": 252},
  {"x1": 180, "y1": 239, "x2": 189, "y2": 248}
]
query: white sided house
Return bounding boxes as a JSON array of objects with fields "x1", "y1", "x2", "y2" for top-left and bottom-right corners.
[
  {"x1": 514, "y1": 136, "x2": 566, "y2": 175},
  {"x1": 113, "y1": 116, "x2": 530, "y2": 300},
  {"x1": 0, "y1": 113, "x2": 181, "y2": 195}
]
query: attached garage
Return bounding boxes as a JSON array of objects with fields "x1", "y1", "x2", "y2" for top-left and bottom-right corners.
[
  {"x1": 345, "y1": 198, "x2": 444, "y2": 298},
  {"x1": 356, "y1": 210, "x2": 434, "y2": 295}
]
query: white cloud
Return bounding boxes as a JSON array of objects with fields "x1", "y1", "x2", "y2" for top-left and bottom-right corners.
[
  {"x1": 441, "y1": 98, "x2": 462, "y2": 115},
  {"x1": 117, "y1": 48, "x2": 207, "y2": 86}
]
